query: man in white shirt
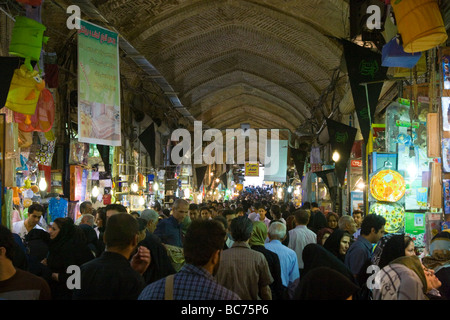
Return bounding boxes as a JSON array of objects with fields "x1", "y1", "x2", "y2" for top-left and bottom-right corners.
[
  {"x1": 12, "y1": 203, "x2": 47, "y2": 241},
  {"x1": 287, "y1": 209, "x2": 316, "y2": 272}
]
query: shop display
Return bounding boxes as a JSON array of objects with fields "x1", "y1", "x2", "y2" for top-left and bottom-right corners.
[
  {"x1": 369, "y1": 166, "x2": 406, "y2": 203},
  {"x1": 350, "y1": 191, "x2": 364, "y2": 215},
  {"x1": 443, "y1": 138, "x2": 450, "y2": 173},
  {"x1": 442, "y1": 55, "x2": 450, "y2": 90},
  {"x1": 425, "y1": 213, "x2": 443, "y2": 250},
  {"x1": 69, "y1": 139, "x2": 89, "y2": 166},
  {"x1": 70, "y1": 165, "x2": 83, "y2": 201},
  {"x1": 444, "y1": 179, "x2": 450, "y2": 214},
  {"x1": 369, "y1": 202, "x2": 405, "y2": 234},
  {"x1": 442, "y1": 97, "x2": 450, "y2": 131},
  {"x1": 404, "y1": 212, "x2": 426, "y2": 248},
  {"x1": 385, "y1": 101, "x2": 410, "y2": 153}
]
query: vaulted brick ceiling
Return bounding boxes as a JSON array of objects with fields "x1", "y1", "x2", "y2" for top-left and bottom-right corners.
[{"x1": 36, "y1": 0, "x2": 449, "y2": 137}]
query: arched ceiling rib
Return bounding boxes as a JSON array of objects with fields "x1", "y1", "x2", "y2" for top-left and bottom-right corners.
[
  {"x1": 202, "y1": 105, "x2": 297, "y2": 132},
  {"x1": 185, "y1": 72, "x2": 310, "y2": 121},
  {"x1": 192, "y1": 93, "x2": 303, "y2": 129}
]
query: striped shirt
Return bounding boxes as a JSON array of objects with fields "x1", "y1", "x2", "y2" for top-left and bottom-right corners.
[{"x1": 138, "y1": 264, "x2": 240, "y2": 300}]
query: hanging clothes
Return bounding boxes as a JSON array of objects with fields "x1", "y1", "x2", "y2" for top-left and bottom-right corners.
[{"x1": 48, "y1": 197, "x2": 68, "y2": 222}]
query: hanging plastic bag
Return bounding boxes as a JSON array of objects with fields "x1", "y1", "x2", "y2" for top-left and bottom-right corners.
[
  {"x1": 14, "y1": 88, "x2": 55, "y2": 132},
  {"x1": 5, "y1": 64, "x2": 45, "y2": 124}
]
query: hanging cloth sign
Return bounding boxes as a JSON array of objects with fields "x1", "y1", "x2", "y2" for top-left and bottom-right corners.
[
  {"x1": 342, "y1": 39, "x2": 388, "y2": 144},
  {"x1": 326, "y1": 118, "x2": 357, "y2": 186},
  {"x1": 77, "y1": 19, "x2": 121, "y2": 146}
]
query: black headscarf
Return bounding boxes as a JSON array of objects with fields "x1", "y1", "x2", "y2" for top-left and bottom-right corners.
[
  {"x1": 371, "y1": 233, "x2": 406, "y2": 269},
  {"x1": 323, "y1": 229, "x2": 351, "y2": 262},
  {"x1": 307, "y1": 210, "x2": 328, "y2": 234},
  {"x1": 25, "y1": 228, "x2": 50, "y2": 261},
  {"x1": 295, "y1": 266, "x2": 360, "y2": 300},
  {"x1": 300, "y1": 243, "x2": 356, "y2": 285}
]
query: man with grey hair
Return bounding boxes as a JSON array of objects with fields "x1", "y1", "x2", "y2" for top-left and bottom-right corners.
[
  {"x1": 338, "y1": 215, "x2": 357, "y2": 244},
  {"x1": 265, "y1": 221, "x2": 300, "y2": 291},
  {"x1": 140, "y1": 209, "x2": 160, "y2": 234},
  {"x1": 80, "y1": 214, "x2": 95, "y2": 227}
]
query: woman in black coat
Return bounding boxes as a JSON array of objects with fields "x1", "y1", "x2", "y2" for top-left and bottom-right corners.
[{"x1": 42, "y1": 217, "x2": 95, "y2": 299}]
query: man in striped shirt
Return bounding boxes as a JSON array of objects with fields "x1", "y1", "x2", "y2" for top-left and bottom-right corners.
[{"x1": 138, "y1": 219, "x2": 240, "y2": 300}]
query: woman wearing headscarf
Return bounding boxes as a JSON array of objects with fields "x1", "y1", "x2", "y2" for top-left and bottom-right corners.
[
  {"x1": 422, "y1": 231, "x2": 450, "y2": 299},
  {"x1": 326, "y1": 212, "x2": 339, "y2": 230},
  {"x1": 249, "y1": 221, "x2": 284, "y2": 300},
  {"x1": 301, "y1": 243, "x2": 356, "y2": 284},
  {"x1": 293, "y1": 243, "x2": 359, "y2": 299},
  {"x1": 24, "y1": 228, "x2": 51, "y2": 279},
  {"x1": 371, "y1": 233, "x2": 415, "y2": 270},
  {"x1": 41, "y1": 217, "x2": 95, "y2": 299},
  {"x1": 316, "y1": 227, "x2": 333, "y2": 246},
  {"x1": 295, "y1": 266, "x2": 360, "y2": 300},
  {"x1": 372, "y1": 255, "x2": 442, "y2": 300},
  {"x1": 323, "y1": 229, "x2": 352, "y2": 262}
]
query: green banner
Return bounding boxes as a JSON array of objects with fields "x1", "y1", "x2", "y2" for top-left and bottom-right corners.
[{"x1": 77, "y1": 20, "x2": 121, "y2": 146}]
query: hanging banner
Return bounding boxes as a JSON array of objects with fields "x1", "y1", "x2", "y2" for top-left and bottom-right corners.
[
  {"x1": 77, "y1": 20, "x2": 121, "y2": 146},
  {"x1": 342, "y1": 39, "x2": 388, "y2": 144},
  {"x1": 291, "y1": 147, "x2": 307, "y2": 180},
  {"x1": 245, "y1": 163, "x2": 259, "y2": 176},
  {"x1": 195, "y1": 166, "x2": 207, "y2": 190},
  {"x1": 326, "y1": 118, "x2": 357, "y2": 186},
  {"x1": 264, "y1": 139, "x2": 288, "y2": 183},
  {"x1": 139, "y1": 123, "x2": 156, "y2": 166}
]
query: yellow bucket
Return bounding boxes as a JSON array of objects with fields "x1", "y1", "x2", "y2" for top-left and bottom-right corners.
[{"x1": 391, "y1": 0, "x2": 448, "y2": 53}]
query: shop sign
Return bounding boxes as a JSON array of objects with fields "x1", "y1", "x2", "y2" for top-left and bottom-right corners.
[
  {"x1": 351, "y1": 160, "x2": 363, "y2": 167},
  {"x1": 245, "y1": 163, "x2": 259, "y2": 176}
]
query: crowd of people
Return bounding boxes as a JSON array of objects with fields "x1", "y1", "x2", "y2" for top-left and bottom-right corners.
[{"x1": 0, "y1": 185, "x2": 449, "y2": 301}]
